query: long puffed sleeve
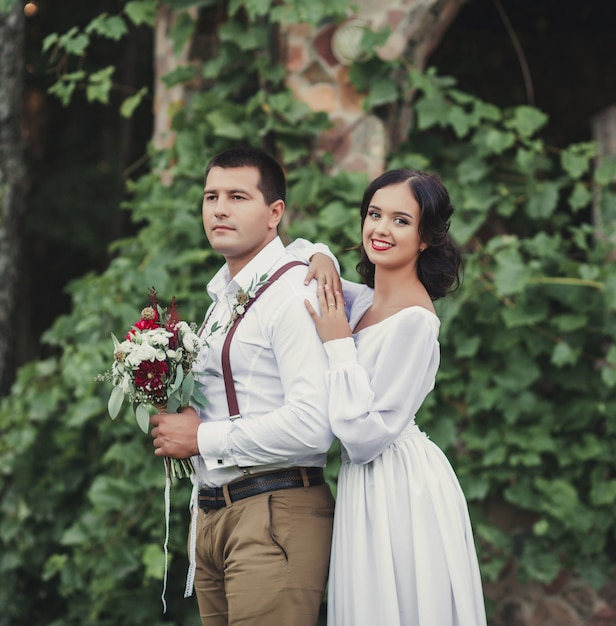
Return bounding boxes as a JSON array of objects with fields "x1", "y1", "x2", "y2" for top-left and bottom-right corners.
[
  {"x1": 323, "y1": 307, "x2": 440, "y2": 464},
  {"x1": 285, "y1": 237, "x2": 340, "y2": 272}
]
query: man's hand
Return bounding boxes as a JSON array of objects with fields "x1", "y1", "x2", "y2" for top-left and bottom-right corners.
[
  {"x1": 304, "y1": 252, "x2": 343, "y2": 295},
  {"x1": 150, "y1": 406, "x2": 201, "y2": 458}
]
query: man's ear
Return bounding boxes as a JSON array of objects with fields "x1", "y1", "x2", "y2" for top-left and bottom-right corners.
[{"x1": 268, "y1": 199, "x2": 285, "y2": 230}]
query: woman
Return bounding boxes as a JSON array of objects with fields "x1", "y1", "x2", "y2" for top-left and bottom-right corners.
[{"x1": 305, "y1": 169, "x2": 487, "y2": 626}]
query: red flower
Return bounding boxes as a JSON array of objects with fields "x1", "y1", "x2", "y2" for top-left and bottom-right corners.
[
  {"x1": 135, "y1": 360, "x2": 169, "y2": 394},
  {"x1": 134, "y1": 318, "x2": 160, "y2": 331},
  {"x1": 126, "y1": 313, "x2": 160, "y2": 339}
]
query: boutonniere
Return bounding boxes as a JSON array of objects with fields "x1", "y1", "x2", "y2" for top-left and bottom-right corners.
[{"x1": 225, "y1": 273, "x2": 269, "y2": 331}]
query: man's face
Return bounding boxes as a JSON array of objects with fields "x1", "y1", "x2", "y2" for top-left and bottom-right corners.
[{"x1": 202, "y1": 166, "x2": 283, "y2": 275}]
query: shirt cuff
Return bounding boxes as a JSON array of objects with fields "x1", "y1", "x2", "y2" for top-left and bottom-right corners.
[
  {"x1": 324, "y1": 337, "x2": 358, "y2": 367},
  {"x1": 197, "y1": 421, "x2": 235, "y2": 471}
]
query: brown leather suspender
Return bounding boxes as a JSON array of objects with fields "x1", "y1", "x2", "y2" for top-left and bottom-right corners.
[{"x1": 221, "y1": 261, "x2": 305, "y2": 419}]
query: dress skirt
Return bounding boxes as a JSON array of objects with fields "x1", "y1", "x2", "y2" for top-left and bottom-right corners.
[{"x1": 327, "y1": 423, "x2": 487, "y2": 626}]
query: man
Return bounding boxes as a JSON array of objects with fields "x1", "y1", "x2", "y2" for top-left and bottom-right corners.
[{"x1": 150, "y1": 147, "x2": 336, "y2": 626}]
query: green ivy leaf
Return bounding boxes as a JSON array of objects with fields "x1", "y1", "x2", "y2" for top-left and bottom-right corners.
[
  {"x1": 522, "y1": 540, "x2": 562, "y2": 583},
  {"x1": 448, "y1": 105, "x2": 472, "y2": 138},
  {"x1": 206, "y1": 110, "x2": 246, "y2": 139},
  {"x1": 454, "y1": 335, "x2": 481, "y2": 358},
  {"x1": 603, "y1": 274, "x2": 616, "y2": 309},
  {"x1": 60, "y1": 27, "x2": 89, "y2": 56},
  {"x1": 600, "y1": 364, "x2": 616, "y2": 388},
  {"x1": 142, "y1": 543, "x2": 165, "y2": 581},
  {"x1": 456, "y1": 157, "x2": 489, "y2": 184},
  {"x1": 365, "y1": 77, "x2": 398, "y2": 108},
  {"x1": 561, "y1": 144, "x2": 594, "y2": 178},
  {"x1": 551, "y1": 340, "x2": 578, "y2": 367},
  {"x1": 415, "y1": 96, "x2": 449, "y2": 130},
  {"x1": 86, "y1": 66, "x2": 115, "y2": 104},
  {"x1": 526, "y1": 181, "x2": 560, "y2": 219},
  {"x1": 551, "y1": 313, "x2": 587, "y2": 332},
  {"x1": 86, "y1": 14, "x2": 128, "y2": 41},
  {"x1": 120, "y1": 88, "x2": 148, "y2": 118},
  {"x1": 449, "y1": 209, "x2": 485, "y2": 245},
  {"x1": 42, "y1": 32, "x2": 59, "y2": 53},
  {"x1": 230, "y1": 0, "x2": 271, "y2": 18},
  {"x1": 533, "y1": 519, "x2": 549, "y2": 536},
  {"x1": 219, "y1": 20, "x2": 268, "y2": 50},
  {"x1": 473, "y1": 100, "x2": 502, "y2": 122},
  {"x1": 48, "y1": 79, "x2": 77, "y2": 107},
  {"x1": 594, "y1": 157, "x2": 616, "y2": 185},
  {"x1": 506, "y1": 105, "x2": 548, "y2": 137},
  {"x1": 461, "y1": 475, "x2": 490, "y2": 500},
  {"x1": 482, "y1": 128, "x2": 516, "y2": 154},
  {"x1": 494, "y1": 247, "x2": 529, "y2": 296},
  {"x1": 569, "y1": 182, "x2": 592, "y2": 211},
  {"x1": 161, "y1": 65, "x2": 197, "y2": 87},
  {"x1": 167, "y1": 0, "x2": 217, "y2": 8},
  {"x1": 501, "y1": 301, "x2": 548, "y2": 328},
  {"x1": 318, "y1": 201, "x2": 353, "y2": 230},
  {"x1": 170, "y1": 10, "x2": 196, "y2": 57},
  {"x1": 590, "y1": 479, "x2": 616, "y2": 506},
  {"x1": 515, "y1": 147, "x2": 537, "y2": 173},
  {"x1": 124, "y1": 0, "x2": 157, "y2": 27}
]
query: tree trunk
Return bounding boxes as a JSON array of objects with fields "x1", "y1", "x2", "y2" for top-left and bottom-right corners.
[
  {"x1": 0, "y1": 1, "x2": 27, "y2": 394},
  {"x1": 152, "y1": 4, "x2": 200, "y2": 174}
]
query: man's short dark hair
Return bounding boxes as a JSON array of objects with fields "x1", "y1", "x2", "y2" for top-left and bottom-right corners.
[{"x1": 205, "y1": 147, "x2": 286, "y2": 205}]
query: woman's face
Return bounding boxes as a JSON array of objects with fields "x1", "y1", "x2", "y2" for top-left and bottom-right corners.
[{"x1": 362, "y1": 181, "x2": 424, "y2": 271}]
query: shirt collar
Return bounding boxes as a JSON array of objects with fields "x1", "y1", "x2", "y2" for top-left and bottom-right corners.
[{"x1": 207, "y1": 237, "x2": 285, "y2": 301}]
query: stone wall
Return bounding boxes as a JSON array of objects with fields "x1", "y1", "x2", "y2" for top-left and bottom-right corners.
[{"x1": 282, "y1": 0, "x2": 467, "y2": 178}]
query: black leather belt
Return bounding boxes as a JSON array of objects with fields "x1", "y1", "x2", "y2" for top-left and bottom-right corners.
[{"x1": 198, "y1": 467, "x2": 325, "y2": 509}]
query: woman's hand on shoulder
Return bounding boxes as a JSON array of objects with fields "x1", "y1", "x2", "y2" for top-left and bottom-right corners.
[{"x1": 304, "y1": 284, "x2": 352, "y2": 343}]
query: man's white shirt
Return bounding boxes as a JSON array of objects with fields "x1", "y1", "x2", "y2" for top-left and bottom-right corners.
[{"x1": 192, "y1": 237, "x2": 334, "y2": 487}]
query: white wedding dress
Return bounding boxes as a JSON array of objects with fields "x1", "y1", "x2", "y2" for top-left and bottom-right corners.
[{"x1": 325, "y1": 283, "x2": 487, "y2": 626}]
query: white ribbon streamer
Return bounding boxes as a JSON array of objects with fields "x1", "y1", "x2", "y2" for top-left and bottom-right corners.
[
  {"x1": 184, "y1": 474, "x2": 198, "y2": 597},
  {"x1": 161, "y1": 459, "x2": 171, "y2": 613}
]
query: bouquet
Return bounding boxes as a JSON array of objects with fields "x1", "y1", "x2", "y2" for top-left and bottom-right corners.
[{"x1": 97, "y1": 288, "x2": 207, "y2": 479}]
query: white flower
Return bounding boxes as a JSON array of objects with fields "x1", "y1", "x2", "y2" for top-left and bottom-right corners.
[
  {"x1": 146, "y1": 328, "x2": 173, "y2": 346},
  {"x1": 167, "y1": 348, "x2": 184, "y2": 362},
  {"x1": 119, "y1": 372, "x2": 133, "y2": 394},
  {"x1": 175, "y1": 321, "x2": 190, "y2": 333},
  {"x1": 182, "y1": 330, "x2": 200, "y2": 353},
  {"x1": 125, "y1": 342, "x2": 166, "y2": 367},
  {"x1": 117, "y1": 339, "x2": 134, "y2": 353}
]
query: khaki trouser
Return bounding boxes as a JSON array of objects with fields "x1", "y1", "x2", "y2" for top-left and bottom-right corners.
[{"x1": 193, "y1": 483, "x2": 334, "y2": 626}]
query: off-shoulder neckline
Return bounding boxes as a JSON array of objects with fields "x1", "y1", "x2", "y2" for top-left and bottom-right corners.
[{"x1": 352, "y1": 305, "x2": 439, "y2": 335}]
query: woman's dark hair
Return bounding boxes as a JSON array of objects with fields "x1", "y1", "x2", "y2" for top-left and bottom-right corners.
[
  {"x1": 356, "y1": 168, "x2": 462, "y2": 300},
  {"x1": 204, "y1": 147, "x2": 286, "y2": 205}
]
